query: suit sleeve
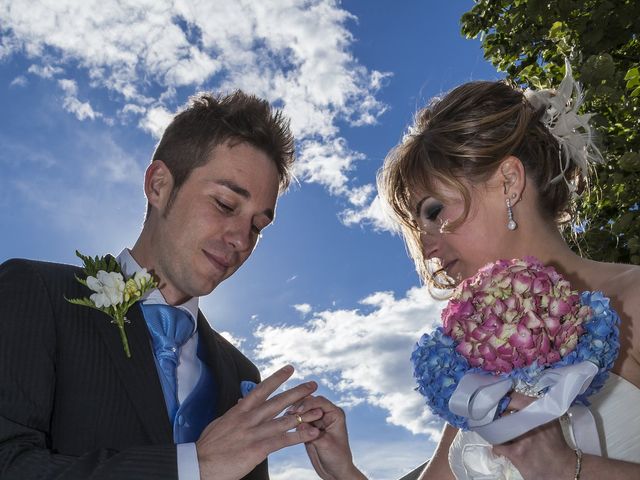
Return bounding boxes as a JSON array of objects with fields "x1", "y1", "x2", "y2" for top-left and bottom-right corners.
[{"x1": 0, "y1": 259, "x2": 178, "y2": 480}]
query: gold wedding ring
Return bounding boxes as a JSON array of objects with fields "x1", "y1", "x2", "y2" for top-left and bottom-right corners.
[{"x1": 295, "y1": 414, "x2": 303, "y2": 425}]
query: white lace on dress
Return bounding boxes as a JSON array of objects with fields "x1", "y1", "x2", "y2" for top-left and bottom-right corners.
[{"x1": 447, "y1": 374, "x2": 640, "y2": 479}]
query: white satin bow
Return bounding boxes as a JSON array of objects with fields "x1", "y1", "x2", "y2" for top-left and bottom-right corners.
[{"x1": 449, "y1": 361, "x2": 602, "y2": 455}]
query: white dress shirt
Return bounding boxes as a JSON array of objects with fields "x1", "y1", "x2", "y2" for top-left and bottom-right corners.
[{"x1": 117, "y1": 249, "x2": 201, "y2": 480}]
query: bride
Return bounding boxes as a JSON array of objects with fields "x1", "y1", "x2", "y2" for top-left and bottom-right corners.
[{"x1": 295, "y1": 71, "x2": 640, "y2": 479}]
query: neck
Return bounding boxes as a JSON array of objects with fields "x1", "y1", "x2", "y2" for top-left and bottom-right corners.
[
  {"x1": 509, "y1": 215, "x2": 592, "y2": 291},
  {"x1": 130, "y1": 226, "x2": 192, "y2": 306},
  {"x1": 130, "y1": 228, "x2": 155, "y2": 274}
]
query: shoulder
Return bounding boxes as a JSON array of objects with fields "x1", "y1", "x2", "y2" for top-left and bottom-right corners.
[
  {"x1": 582, "y1": 260, "x2": 638, "y2": 298},
  {"x1": 594, "y1": 262, "x2": 640, "y2": 341},
  {"x1": 602, "y1": 263, "x2": 640, "y2": 304},
  {"x1": 198, "y1": 316, "x2": 261, "y2": 381},
  {"x1": 0, "y1": 258, "x2": 87, "y2": 306},
  {"x1": 216, "y1": 330, "x2": 261, "y2": 381},
  {"x1": 0, "y1": 258, "x2": 80, "y2": 283},
  {"x1": 585, "y1": 261, "x2": 640, "y2": 320}
]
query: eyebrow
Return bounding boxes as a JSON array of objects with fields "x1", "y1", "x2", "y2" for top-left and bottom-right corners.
[{"x1": 214, "y1": 179, "x2": 274, "y2": 221}]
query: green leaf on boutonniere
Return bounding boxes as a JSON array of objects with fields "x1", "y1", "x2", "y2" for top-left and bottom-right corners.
[
  {"x1": 66, "y1": 251, "x2": 157, "y2": 358},
  {"x1": 75, "y1": 250, "x2": 122, "y2": 278}
]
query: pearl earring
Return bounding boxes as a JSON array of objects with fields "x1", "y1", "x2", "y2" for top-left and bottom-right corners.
[{"x1": 506, "y1": 197, "x2": 517, "y2": 231}]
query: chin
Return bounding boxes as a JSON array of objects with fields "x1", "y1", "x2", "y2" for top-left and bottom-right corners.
[{"x1": 200, "y1": 279, "x2": 223, "y2": 296}]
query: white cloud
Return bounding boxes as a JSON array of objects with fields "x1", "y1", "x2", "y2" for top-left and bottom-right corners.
[
  {"x1": 28, "y1": 63, "x2": 63, "y2": 78},
  {"x1": 353, "y1": 439, "x2": 432, "y2": 480},
  {"x1": 0, "y1": 31, "x2": 19, "y2": 59},
  {"x1": 58, "y1": 78, "x2": 100, "y2": 121},
  {"x1": 139, "y1": 105, "x2": 174, "y2": 139},
  {"x1": 296, "y1": 138, "x2": 365, "y2": 196},
  {"x1": 346, "y1": 183, "x2": 375, "y2": 207},
  {"x1": 293, "y1": 303, "x2": 312, "y2": 316},
  {"x1": 9, "y1": 75, "x2": 27, "y2": 87},
  {"x1": 253, "y1": 286, "x2": 446, "y2": 438},
  {"x1": 219, "y1": 331, "x2": 245, "y2": 350},
  {"x1": 340, "y1": 194, "x2": 400, "y2": 232},
  {"x1": 0, "y1": 0, "x2": 390, "y2": 213},
  {"x1": 269, "y1": 439, "x2": 432, "y2": 480},
  {"x1": 270, "y1": 463, "x2": 317, "y2": 480}
]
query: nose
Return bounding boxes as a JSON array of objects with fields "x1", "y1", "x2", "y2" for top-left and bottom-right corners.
[
  {"x1": 223, "y1": 218, "x2": 254, "y2": 252},
  {"x1": 419, "y1": 231, "x2": 440, "y2": 262}
]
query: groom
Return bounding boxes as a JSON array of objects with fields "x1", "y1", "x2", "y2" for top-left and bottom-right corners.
[{"x1": 0, "y1": 91, "x2": 320, "y2": 479}]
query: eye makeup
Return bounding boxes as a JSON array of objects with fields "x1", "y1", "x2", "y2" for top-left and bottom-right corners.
[{"x1": 423, "y1": 203, "x2": 443, "y2": 222}]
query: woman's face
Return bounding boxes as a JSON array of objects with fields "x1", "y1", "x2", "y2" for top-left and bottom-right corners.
[{"x1": 412, "y1": 178, "x2": 511, "y2": 282}]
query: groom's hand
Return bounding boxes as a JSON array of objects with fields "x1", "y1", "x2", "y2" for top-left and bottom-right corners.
[
  {"x1": 291, "y1": 396, "x2": 367, "y2": 480},
  {"x1": 195, "y1": 365, "x2": 323, "y2": 480}
]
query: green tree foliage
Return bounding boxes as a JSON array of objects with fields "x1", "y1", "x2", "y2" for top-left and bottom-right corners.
[{"x1": 461, "y1": 0, "x2": 640, "y2": 264}]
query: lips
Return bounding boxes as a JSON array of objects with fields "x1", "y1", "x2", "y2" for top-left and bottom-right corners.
[
  {"x1": 443, "y1": 259, "x2": 458, "y2": 275},
  {"x1": 203, "y1": 250, "x2": 233, "y2": 271}
]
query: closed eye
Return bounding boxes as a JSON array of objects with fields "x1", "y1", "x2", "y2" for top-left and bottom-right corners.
[
  {"x1": 424, "y1": 204, "x2": 443, "y2": 222},
  {"x1": 215, "y1": 199, "x2": 234, "y2": 213}
]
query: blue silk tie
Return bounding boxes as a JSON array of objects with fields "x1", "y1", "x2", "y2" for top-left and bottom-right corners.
[{"x1": 140, "y1": 303, "x2": 194, "y2": 422}]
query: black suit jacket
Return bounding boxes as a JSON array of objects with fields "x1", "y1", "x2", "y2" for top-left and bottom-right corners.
[{"x1": 0, "y1": 258, "x2": 268, "y2": 480}]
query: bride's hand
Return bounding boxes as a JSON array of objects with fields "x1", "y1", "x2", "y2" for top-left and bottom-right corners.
[
  {"x1": 290, "y1": 396, "x2": 367, "y2": 480},
  {"x1": 493, "y1": 392, "x2": 575, "y2": 480}
]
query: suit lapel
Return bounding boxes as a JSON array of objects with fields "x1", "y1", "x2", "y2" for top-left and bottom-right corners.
[
  {"x1": 93, "y1": 302, "x2": 173, "y2": 443},
  {"x1": 197, "y1": 313, "x2": 241, "y2": 416}
]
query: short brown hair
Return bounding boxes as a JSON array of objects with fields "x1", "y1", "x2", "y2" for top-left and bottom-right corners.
[
  {"x1": 149, "y1": 90, "x2": 295, "y2": 216},
  {"x1": 379, "y1": 80, "x2": 581, "y2": 288}
]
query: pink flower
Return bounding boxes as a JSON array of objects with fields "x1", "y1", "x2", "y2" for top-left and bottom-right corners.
[
  {"x1": 532, "y1": 277, "x2": 552, "y2": 295},
  {"x1": 536, "y1": 333, "x2": 550, "y2": 354},
  {"x1": 549, "y1": 298, "x2": 572, "y2": 317},
  {"x1": 445, "y1": 257, "x2": 586, "y2": 374},
  {"x1": 509, "y1": 323, "x2": 535, "y2": 349},
  {"x1": 513, "y1": 271, "x2": 534, "y2": 294},
  {"x1": 524, "y1": 311, "x2": 543, "y2": 329},
  {"x1": 442, "y1": 299, "x2": 474, "y2": 334}
]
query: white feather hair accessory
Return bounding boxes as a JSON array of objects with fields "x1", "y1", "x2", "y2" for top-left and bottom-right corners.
[{"x1": 524, "y1": 58, "x2": 605, "y2": 190}]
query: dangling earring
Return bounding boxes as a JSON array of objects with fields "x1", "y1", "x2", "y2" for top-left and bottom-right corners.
[{"x1": 506, "y1": 197, "x2": 517, "y2": 231}]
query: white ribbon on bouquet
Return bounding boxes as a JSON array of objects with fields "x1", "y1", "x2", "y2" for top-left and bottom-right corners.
[{"x1": 449, "y1": 361, "x2": 602, "y2": 455}]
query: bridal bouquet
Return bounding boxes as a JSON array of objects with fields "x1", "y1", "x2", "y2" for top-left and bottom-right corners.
[{"x1": 412, "y1": 257, "x2": 620, "y2": 437}]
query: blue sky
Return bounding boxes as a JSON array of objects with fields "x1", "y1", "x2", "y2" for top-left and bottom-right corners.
[{"x1": 0, "y1": 1, "x2": 500, "y2": 478}]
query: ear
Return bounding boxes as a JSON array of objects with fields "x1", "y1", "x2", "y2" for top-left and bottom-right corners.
[
  {"x1": 499, "y1": 156, "x2": 526, "y2": 205},
  {"x1": 144, "y1": 160, "x2": 174, "y2": 213}
]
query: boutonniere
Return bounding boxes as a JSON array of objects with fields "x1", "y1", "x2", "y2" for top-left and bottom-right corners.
[{"x1": 66, "y1": 251, "x2": 157, "y2": 358}]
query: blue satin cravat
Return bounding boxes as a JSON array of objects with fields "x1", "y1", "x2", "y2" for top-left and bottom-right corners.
[
  {"x1": 140, "y1": 303, "x2": 195, "y2": 422},
  {"x1": 173, "y1": 339, "x2": 219, "y2": 443}
]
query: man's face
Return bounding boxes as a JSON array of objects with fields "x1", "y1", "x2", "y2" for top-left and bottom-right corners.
[{"x1": 149, "y1": 141, "x2": 279, "y2": 304}]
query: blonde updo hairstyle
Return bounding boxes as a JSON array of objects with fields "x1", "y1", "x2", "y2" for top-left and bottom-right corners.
[{"x1": 378, "y1": 81, "x2": 583, "y2": 289}]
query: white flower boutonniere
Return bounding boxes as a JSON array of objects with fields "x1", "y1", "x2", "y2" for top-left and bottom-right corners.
[{"x1": 66, "y1": 251, "x2": 157, "y2": 358}]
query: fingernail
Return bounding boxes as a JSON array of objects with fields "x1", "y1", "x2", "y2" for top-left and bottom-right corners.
[
  {"x1": 296, "y1": 404, "x2": 305, "y2": 412},
  {"x1": 281, "y1": 365, "x2": 293, "y2": 374},
  {"x1": 308, "y1": 427, "x2": 319, "y2": 436},
  {"x1": 305, "y1": 381, "x2": 317, "y2": 390}
]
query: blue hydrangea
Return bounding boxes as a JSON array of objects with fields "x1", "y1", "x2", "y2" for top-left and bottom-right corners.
[
  {"x1": 411, "y1": 327, "x2": 470, "y2": 429},
  {"x1": 553, "y1": 291, "x2": 620, "y2": 405},
  {"x1": 412, "y1": 291, "x2": 620, "y2": 428}
]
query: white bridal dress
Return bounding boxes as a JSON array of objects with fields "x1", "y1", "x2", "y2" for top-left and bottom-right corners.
[{"x1": 448, "y1": 374, "x2": 640, "y2": 480}]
